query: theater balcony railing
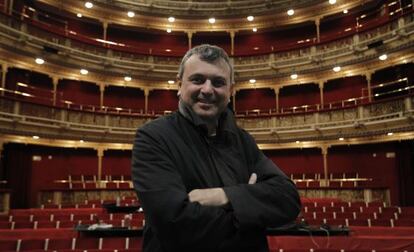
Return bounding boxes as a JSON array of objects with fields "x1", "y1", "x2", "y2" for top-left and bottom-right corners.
[
  {"x1": 0, "y1": 86, "x2": 413, "y2": 144},
  {"x1": 0, "y1": 8, "x2": 412, "y2": 81}
]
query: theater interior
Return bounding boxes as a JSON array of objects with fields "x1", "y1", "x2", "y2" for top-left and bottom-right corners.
[{"x1": 0, "y1": 0, "x2": 413, "y2": 251}]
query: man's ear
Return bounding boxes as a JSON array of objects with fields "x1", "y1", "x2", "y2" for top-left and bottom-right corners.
[{"x1": 176, "y1": 75, "x2": 181, "y2": 96}]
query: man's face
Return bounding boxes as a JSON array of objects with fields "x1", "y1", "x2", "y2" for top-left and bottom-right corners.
[{"x1": 178, "y1": 55, "x2": 232, "y2": 122}]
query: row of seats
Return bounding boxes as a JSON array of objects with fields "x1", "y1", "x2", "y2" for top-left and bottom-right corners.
[
  {"x1": 290, "y1": 173, "x2": 360, "y2": 180},
  {"x1": 51, "y1": 181, "x2": 133, "y2": 190},
  {"x1": 67, "y1": 175, "x2": 132, "y2": 183},
  {"x1": 0, "y1": 237, "x2": 142, "y2": 251}
]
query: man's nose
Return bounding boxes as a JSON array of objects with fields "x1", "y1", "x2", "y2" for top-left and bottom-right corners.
[{"x1": 200, "y1": 80, "x2": 214, "y2": 95}]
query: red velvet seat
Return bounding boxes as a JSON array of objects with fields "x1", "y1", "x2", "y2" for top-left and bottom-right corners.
[
  {"x1": 47, "y1": 238, "x2": 75, "y2": 250},
  {"x1": 75, "y1": 237, "x2": 101, "y2": 250},
  {"x1": 20, "y1": 239, "x2": 45, "y2": 251},
  {"x1": 0, "y1": 240, "x2": 17, "y2": 251}
]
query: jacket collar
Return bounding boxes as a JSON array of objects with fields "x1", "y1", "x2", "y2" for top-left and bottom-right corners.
[{"x1": 178, "y1": 100, "x2": 238, "y2": 138}]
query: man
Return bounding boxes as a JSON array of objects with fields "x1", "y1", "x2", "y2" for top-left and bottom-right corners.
[{"x1": 131, "y1": 44, "x2": 300, "y2": 252}]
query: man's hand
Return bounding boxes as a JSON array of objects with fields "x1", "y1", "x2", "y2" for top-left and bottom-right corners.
[
  {"x1": 188, "y1": 188, "x2": 228, "y2": 206},
  {"x1": 188, "y1": 173, "x2": 258, "y2": 206}
]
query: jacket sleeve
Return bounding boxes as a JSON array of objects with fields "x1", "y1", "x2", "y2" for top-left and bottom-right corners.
[
  {"x1": 223, "y1": 131, "x2": 301, "y2": 231},
  {"x1": 131, "y1": 126, "x2": 237, "y2": 251}
]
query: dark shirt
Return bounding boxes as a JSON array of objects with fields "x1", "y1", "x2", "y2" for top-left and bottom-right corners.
[{"x1": 131, "y1": 105, "x2": 301, "y2": 252}]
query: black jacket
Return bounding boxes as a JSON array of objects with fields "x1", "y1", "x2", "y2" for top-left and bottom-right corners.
[{"x1": 131, "y1": 108, "x2": 301, "y2": 252}]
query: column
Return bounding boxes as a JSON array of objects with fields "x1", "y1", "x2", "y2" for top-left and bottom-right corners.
[
  {"x1": 102, "y1": 21, "x2": 108, "y2": 41},
  {"x1": 366, "y1": 72, "x2": 372, "y2": 102},
  {"x1": 232, "y1": 89, "x2": 236, "y2": 112},
  {"x1": 96, "y1": 147, "x2": 104, "y2": 188},
  {"x1": 99, "y1": 83, "x2": 105, "y2": 108},
  {"x1": 229, "y1": 30, "x2": 235, "y2": 56},
  {"x1": 319, "y1": 81, "x2": 324, "y2": 109},
  {"x1": 144, "y1": 88, "x2": 150, "y2": 114},
  {"x1": 274, "y1": 87, "x2": 280, "y2": 113},
  {"x1": 8, "y1": 0, "x2": 14, "y2": 15},
  {"x1": 321, "y1": 146, "x2": 329, "y2": 187},
  {"x1": 186, "y1": 31, "x2": 193, "y2": 49},
  {"x1": 52, "y1": 76, "x2": 59, "y2": 106},
  {"x1": 315, "y1": 17, "x2": 321, "y2": 43},
  {"x1": 1, "y1": 64, "x2": 7, "y2": 96}
]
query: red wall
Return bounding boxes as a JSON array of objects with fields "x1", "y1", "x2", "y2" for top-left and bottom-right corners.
[
  {"x1": 57, "y1": 79, "x2": 100, "y2": 107},
  {"x1": 279, "y1": 83, "x2": 320, "y2": 109},
  {"x1": 102, "y1": 150, "x2": 131, "y2": 178},
  {"x1": 324, "y1": 76, "x2": 367, "y2": 105},
  {"x1": 193, "y1": 32, "x2": 231, "y2": 55},
  {"x1": 235, "y1": 88, "x2": 275, "y2": 112},
  {"x1": 265, "y1": 148, "x2": 324, "y2": 175},
  {"x1": 328, "y1": 143, "x2": 400, "y2": 204},
  {"x1": 147, "y1": 89, "x2": 178, "y2": 113},
  {"x1": 104, "y1": 85, "x2": 145, "y2": 111}
]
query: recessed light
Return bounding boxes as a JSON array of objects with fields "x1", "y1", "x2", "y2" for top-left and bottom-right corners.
[
  {"x1": 379, "y1": 54, "x2": 388, "y2": 61},
  {"x1": 77, "y1": 13, "x2": 82, "y2": 18},
  {"x1": 168, "y1": 80, "x2": 175, "y2": 84},
  {"x1": 329, "y1": 0, "x2": 336, "y2": 4},
  {"x1": 208, "y1": 17, "x2": 216, "y2": 24},
  {"x1": 287, "y1": 9, "x2": 294, "y2": 16},
  {"x1": 35, "y1": 58, "x2": 44, "y2": 65},
  {"x1": 80, "y1": 69, "x2": 88, "y2": 75},
  {"x1": 339, "y1": 137, "x2": 344, "y2": 141},
  {"x1": 387, "y1": 132, "x2": 393, "y2": 136},
  {"x1": 290, "y1": 73, "x2": 298, "y2": 79},
  {"x1": 127, "y1": 11, "x2": 135, "y2": 18},
  {"x1": 124, "y1": 76, "x2": 132, "y2": 81},
  {"x1": 166, "y1": 28, "x2": 172, "y2": 33},
  {"x1": 168, "y1": 17, "x2": 175, "y2": 22},
  {"x1": 343, "y1": 9, "x2": 348, "y2": 14},
  {"x1": 249, "y1": 79, "x2": 256, "y2": 84},
  {"x1": 33, "y1": 135, "x2": 40, "y2": 139},
  {"x1": 247, "y1": 16, "x2": 254, "y2": 21},
  {"x1": 252, "y1": 27, "x2": 257, "y2": 32},
  {"x1": 84, "y1": 2, "x2": 93, "y2": 8},
  {"x1": 333, "y1": 66, "x2": 341, "y2": 72}
]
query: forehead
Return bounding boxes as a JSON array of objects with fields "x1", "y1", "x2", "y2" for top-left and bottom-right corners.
[{"x1": 183, "y1": 55, "x2": 231, "y2": 80}]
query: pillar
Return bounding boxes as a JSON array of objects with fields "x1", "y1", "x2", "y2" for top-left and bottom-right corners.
[
  {"x1": 102, "y1": 21, "x2": 108, "y2": 41},
  {"x1": 186, "y1": 31, "x2": 193, "y2": 49},
  {"x1": 274, "y1": 87, "x2": 280, "y2": 113},
  {"x1": 52, "y1": 76, "x2": 59, "y2": 106},
  {"x1": 8, "y1": 0, "x2": 14, "y2": 15},
  {"x1": 96, "y1": 147, "x2": 104, "y2": 187},
  {"x1": 319, "y1": 81, "x2": 324, "y2": 109},
  {"x1": 366, "y1": 72, "x2": 372, "y2": 102},
  {"x1": 1, "y1": 64, "x2": 7, "y2": 96},
  {"x1": 99, "y1": 83, "x2": 105, "y2": 108},
  {"x1": 315, "y1": 17, "x2": 321, "y2": 43},
  {"x1": 144, "y1": 88, "x2": 150, "y2": 114},
  {"x1": 229, "y1": 30, "x2": 235, "y2": 56},
  {"x1": 321, "y1": 146, "x2": 329, "y2": 187}
]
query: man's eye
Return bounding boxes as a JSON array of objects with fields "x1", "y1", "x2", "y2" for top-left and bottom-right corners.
[
  {"x1": 191, "y1": 77, "x2": 204, "y2": 84},
  {"x1": 213, "y1": 79, "x2": 226, "y2": 87}
]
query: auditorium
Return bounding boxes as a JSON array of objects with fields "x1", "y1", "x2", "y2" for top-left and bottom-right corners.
[{"x1": 0, "y1": 0, "x2": 413, "y2": 251}]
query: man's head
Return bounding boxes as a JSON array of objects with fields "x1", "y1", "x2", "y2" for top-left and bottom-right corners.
[{"x1": 177, "y1": 44, "x2": 233, "y2": 123}]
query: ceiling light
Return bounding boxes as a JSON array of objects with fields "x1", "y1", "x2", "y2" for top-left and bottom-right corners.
[
  {"x1": 339, "y1": 137, "x2": 344, "y2": 141},
  {"x1": 84, "y1": 2, "x2": 93, "y2": 8},
  {"x1": 287, "y1": 9, "x2": 294, "y2": 16},
  {"x1": 79, "y1": 140, "x2": 84, "y2": 143},
  {"x1": 168, "y1": 17, "x2": 175, "y2": 22},
  {"x1": 168, "y1": 80, "x2": 175, "y2": 84},
  {"x1": 166, "y1": 28, "x2": 172, "y2": 33},
  {"x1": 247, "y1": 16, "x2": 254, "y2": 21},
  {"x1": 329, "y1": 0, "x2": 336, "y2": 4},
  {"x1": 296, "y1": 141, "x2": 300, "y2": 143},
  {"x1": 403, "y1": 59, "x2": 407, "y2": 63},
  {"x1": 127, "y1": 11, "x2": 135, "y2": 18},
  {"x1": 208, "y1": 17, "x2": 216, "y2": 24},
  {"x1": 379, "y1": 54, "x2": 387, "y2": 61},
  {"x1": 35, "y1": 58, "x2": 44, "y2": 65},
  {"x1": 290, "y1": 73, "x2": 298, "y2": 79},
  {"x1": 249, "y1": 79, "x2": 256, "y2": 84},
  {"x1": 77, "y1": 13, "x2": 82, "y2": 18},
  {"x1": 33, "y1": 135, "x2": 40, "y2": 139},
  {"x1": 80, "y1": 69, "x2": 88, "y2": 75},
  {"x1": 343, "y1": 9, "x2": 348, "y2": 14},
  {"x1": 124, "y1": 76, "x2": 132, "y2": 81},
  {"x1": 387, "y1": 132, "x2": 393, "y2": 136},
  {"x1": 252, "y1": 27, "x2": 257, "y2": 32},
  {"x1": 165, "y1": 49, "x2": 171, "y2": 52},
  {"x1": 333, "y1": 66, "x2": 341, "y2": 72}
]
